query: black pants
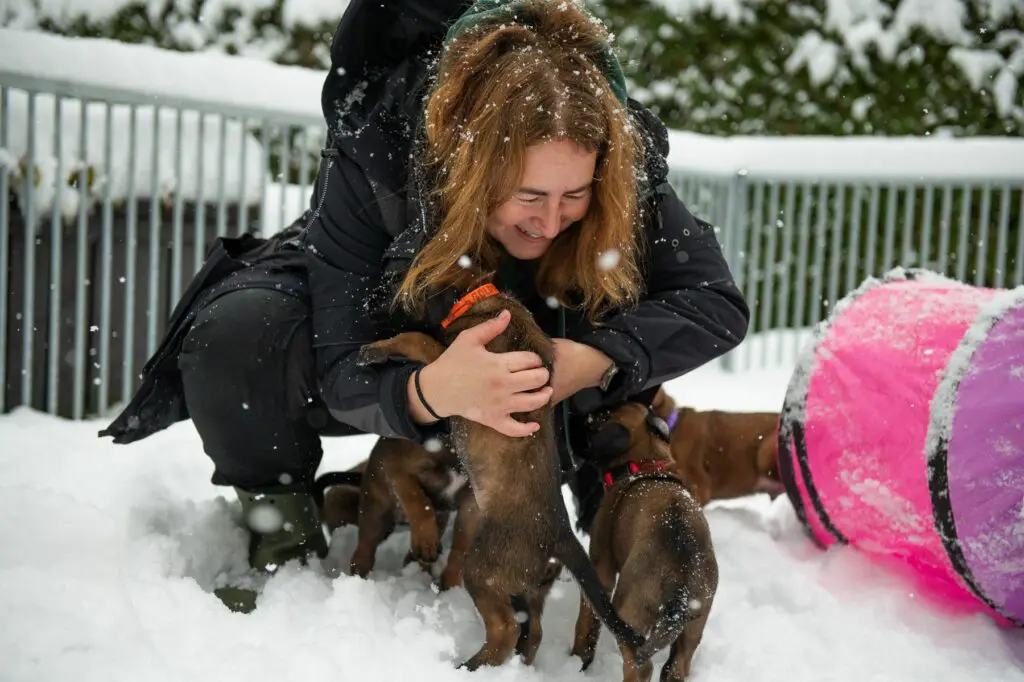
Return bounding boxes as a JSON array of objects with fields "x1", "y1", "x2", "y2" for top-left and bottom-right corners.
[{"x1": 178, "y1": 287, "x2": 359, "y2": 493}]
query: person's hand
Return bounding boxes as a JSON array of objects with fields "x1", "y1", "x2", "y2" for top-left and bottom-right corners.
[
  {"x1": 549, "y1": 339, "x2": 614, "y2": 405},
  {"x1": 411, "y1": 310, "x2": 553, "y2": 437}
]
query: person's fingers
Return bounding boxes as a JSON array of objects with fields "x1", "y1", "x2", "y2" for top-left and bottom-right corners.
[
  {"x1": 490, "y1": 415, "x2": 540, "y2": 438},
  {"x1": 501, "y1": 351, "x2": 545, "y2": 373},
  {"x1": 504, "y1": 367, "x2": 551, "y2": 394},
  {"x1": 507, "y1": 387, "x2": 554, "y2": 414},
  {"x1": 459, "y1": 309, "x2": 510, "y2": 346}
]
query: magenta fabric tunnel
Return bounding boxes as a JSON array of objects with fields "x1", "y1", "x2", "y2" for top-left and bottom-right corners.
[{"x1": 778, "y1": 268, "x2": 1024, "y2": 627}]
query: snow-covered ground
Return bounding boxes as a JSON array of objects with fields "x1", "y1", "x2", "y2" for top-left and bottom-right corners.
[{"x1": 1, "y1": 354, "x2": 1021, "y2": 682}]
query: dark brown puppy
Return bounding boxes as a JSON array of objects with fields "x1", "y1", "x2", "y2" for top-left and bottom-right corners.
[
  {"x1": 358, "y1": 286, "x2": 645, "y2": 671},
  {"x1": 667, "y1": 405, "x2": 784, "y2": 505},
  {"x1": 573, "y1": 402, "x2": 718, "y2": 682},
  {"x1": 320, "y1": 459, "x2": 367, "y2": 531},
  {"x1": 347, "y1": 436, "x2": 473, "y2": 588}
]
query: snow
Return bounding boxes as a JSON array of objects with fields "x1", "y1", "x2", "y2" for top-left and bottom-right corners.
[
  {"x1": 666, "y1": 129, "x2": 1024, "y2": 181},
  {"x1": 1, "y1": 354, "x2": 1022, "y2": 680},
  {"x1": 281, "y1": 0, "x2": 350, "y2": 29},
  {"x1": 0, "y1": 28, "x2": 325, "y2": 123}
]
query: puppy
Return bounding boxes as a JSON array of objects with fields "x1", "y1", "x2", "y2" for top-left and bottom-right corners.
[
  {"x1": 358, "y1": 284, "x2": 645, "y2": 670},
  {"x1": 319, "y1": 460, "x2": 367, "y2": 531},
  {"x1": 652, "y1": 389, "x2": 784, "y2": 505},
  {"x1": 573, "y1": 401, "x2": 718, "y2": 682},
  {"x1": 346, "y1": 437, "x2": 473, "y2": 589}
]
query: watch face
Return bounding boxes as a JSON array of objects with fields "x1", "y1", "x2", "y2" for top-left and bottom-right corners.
[{"x1": 601, "y1": 364, "x2": 619, "y2": 391}]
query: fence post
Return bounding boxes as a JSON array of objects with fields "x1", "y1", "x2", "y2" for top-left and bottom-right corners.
[{"x1": 720, "y1": 170, "x2": 747, "y2": 374}]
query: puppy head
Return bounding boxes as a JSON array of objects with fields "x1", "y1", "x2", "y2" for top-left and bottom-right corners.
[
  {"x1": 586, "y1": 402, "x2": 671, "y2": 467},
  {"x1": 441, "y1": 287, "x2": 554, "y2": 367}
]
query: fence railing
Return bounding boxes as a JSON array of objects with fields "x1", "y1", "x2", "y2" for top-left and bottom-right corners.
[{"x1": 2, "y1": 70, "x2": 1023, "y2": 419}]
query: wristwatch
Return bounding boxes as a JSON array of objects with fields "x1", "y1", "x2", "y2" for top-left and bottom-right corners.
[{"x1": 599, "y1": 362, "x2": 620, "y2": 392}]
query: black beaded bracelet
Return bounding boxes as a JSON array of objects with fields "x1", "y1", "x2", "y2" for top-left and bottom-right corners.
[{"x1": 414, "y1": 366, "x2": 444, "y2": 422}]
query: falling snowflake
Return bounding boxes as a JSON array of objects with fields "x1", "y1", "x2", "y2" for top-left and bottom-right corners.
[
  {"x1": 597, "y1": 249, "x2": 621, "y2": 271},
  {"x1": 458, "y1": 255, "x2": 472, "y2": 269},
  {"x1": 545, "y1": 296, "x2": 560, "y2": 309},
  {"x1": 424, "y1": 437, "x2": 443, "y2": 453}
]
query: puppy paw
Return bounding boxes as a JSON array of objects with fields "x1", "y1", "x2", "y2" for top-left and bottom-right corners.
[
  {"x1": 408, "y1": 528, "x2": 441, "y2": 566},
  {"x1": 356, "y1": 343, "x2": 393, "y2": 367}
]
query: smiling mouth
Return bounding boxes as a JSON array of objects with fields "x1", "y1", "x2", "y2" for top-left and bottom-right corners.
[{"x1": 516, "y1": 224, "x2": 544, "y2": 241}]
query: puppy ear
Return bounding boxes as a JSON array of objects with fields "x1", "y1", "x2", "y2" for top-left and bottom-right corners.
[{"x1": 588, "y1": 422, "x2": 632, "y2": 460}]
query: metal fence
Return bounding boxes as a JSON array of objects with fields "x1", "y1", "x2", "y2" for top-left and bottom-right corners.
[{"x1": 2, "y1": 71, "x2": 1023, "y2": 419}]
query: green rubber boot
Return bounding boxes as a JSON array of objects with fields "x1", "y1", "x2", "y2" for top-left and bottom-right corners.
[{"x1": 215, "y1": 487, "x2": 329, "y2": 613}]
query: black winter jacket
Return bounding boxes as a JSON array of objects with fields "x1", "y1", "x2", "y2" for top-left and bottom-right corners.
[{"x1": 305, "y1": 0, "x2": 750, "y2": 445}]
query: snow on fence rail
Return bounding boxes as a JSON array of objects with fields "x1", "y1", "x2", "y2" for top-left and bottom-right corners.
[{"x1": 1, "y1": 30, "x2": 1023, "y2": 419}]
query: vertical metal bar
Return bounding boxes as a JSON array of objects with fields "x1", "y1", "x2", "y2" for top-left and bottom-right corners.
[
  {"x1": 955, "y1": 186, "x2": 973, "y2": 282},
  {"x1": 775, "y1": 182, "x2": 797, "y2": 365},
  {"x1": 863, "y1": 184, "x2": 881, "y2": 278},
  {"x1": 0, "y1": 87, "x2": 10, "y2": 413},
  {"x1": 844, "y1": 186, "x2": 863, "y2": 295},
  {"x1": 216, "y1": 114, "x2": 228, "y2": 238},
  {"x1": 96, "y1": 102, "x2": 115, "y2": 412},
  {"x1": 278, "y1": 124, "x2": 291, "y2": 234},
  {"x1": 191, "y1": 112, "x2": 207, "y2": 275},
  {"x1": 146, "y1": 108, "x2": 162, "y2": 358},
  {"x1": 826, "y1": 184, "x2": 846, "y2": 313},
  {"x1": 936, "y1": 185, "x2": 954, "y2": 278},
  {"x1": 121, "y1": 105, "x2": 139, "y2": 402},
  {"x1": 297, "y1": 127, "x2": 311, "y2": 222},
  {"x1": 46, "y1": 96, "x2": 66, "y2": 414},
  {"x1": 173, "y1": 110, "x2": 186, "y2": 296},
  {"x1": 918, "y1": 185, "x2": 935, "y2": 273},
  {"x1": 974, "y1": 184, "x2": 992, "y2": 286},
  {"x1": 236, "y1": 118, "x2": 250, "y2": 235},
  {"x1": 900, "y1": 184, "x2": 917, "y2": 269},
  {"x1": 881, "y1": 183, "x2": 898, "y2": 272},
  {"x1": 259, "y1": 119, "x2": 270, "y2": 236},
  {"x1": 72, "y1": 99, "x2": 90, "y2": 419},
  {"x1": 21, "y1": 92, "x2": 38, "y2": 407},
  {"x1": 743, "y1": 183, "x2": 765, "y2": 370},
  {"x1": 171, "y1": 111, "x2": 186, "y2": 292},
  {"x1": 809, "y1": 182, "x2": 829, "y2": 328},
  {"x1": 718, "y1": 175, "x2": 744, "y2": 373},
  {"x1": 760, "y1": 182, "x2": 780, "y2": 368},
  {"x1": 793, "y1": 182, "x2": 813, "y2": 335},
  {"x1": 1015, "y1": 190, "x2": 1024, "y2": 287},
  {"x1": 993, "y1": 185, "x2": 1011, "y2": 289}
]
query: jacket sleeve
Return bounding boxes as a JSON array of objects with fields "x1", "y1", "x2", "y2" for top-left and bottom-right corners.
[
  {"x1": 303, "y1": 155, "x2": 446, "y2": 443},
  {"x1": 574, "y1": 186, "x2": 750, "y2": 409}
]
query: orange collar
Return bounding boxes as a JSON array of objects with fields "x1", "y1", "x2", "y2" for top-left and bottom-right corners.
[{"x1": 440, "y1": 283, "x2": 501, "y2": 330}]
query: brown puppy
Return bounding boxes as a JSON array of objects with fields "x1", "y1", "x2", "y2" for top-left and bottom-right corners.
[
  {"x1": 346, "y1": 436, "x2": 473, "y2": 589},
  {"x1": 573, "y1": 402, "x2": 718, "y2": 682},
  {"x1": 320, "y1": 460, "x2": 367, "y2": 531},
  {"x1": 358, "y1": 285, "x2": 645, "y2": 671},
  {"x1": 652, "y1": 388, "x2": 784, "y2": 505}
]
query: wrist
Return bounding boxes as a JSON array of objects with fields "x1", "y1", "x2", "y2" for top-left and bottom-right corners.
[
  {"x1": 580, "y1": 345, "x2": 615, "y2": 390},
  {"x1": 407, "y1": 364, "x2": 447, "y2": 424}
]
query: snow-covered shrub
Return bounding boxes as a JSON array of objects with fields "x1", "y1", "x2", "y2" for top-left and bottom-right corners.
[
  {"x1": 1, "y1": 0, "x2": 1019, "y2": 137},
  {"x1": 594, "y1": 0, "x2": 1023, "y2": 136}
]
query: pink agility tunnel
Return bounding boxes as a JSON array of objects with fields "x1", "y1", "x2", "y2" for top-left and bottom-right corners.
[{"x1": 778, "y1": 268, "x2": 1024, "y2": 627}]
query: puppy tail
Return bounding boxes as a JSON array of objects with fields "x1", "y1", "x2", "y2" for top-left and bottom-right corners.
[
  {"x1": 636, "y1": 588, "x2": 697, "y2": 661},
  {"x1": 556, "y1": 536, "x2": 648, "y2": 659}
]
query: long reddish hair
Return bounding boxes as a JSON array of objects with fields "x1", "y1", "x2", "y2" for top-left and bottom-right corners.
[{"x1": 395, "y1": 0, "x2": 644, "y2": 322}]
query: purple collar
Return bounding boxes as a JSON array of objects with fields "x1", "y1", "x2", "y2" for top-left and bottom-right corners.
[{"x1": 665, "y1": 408, "x2": 679, "y2": 432}]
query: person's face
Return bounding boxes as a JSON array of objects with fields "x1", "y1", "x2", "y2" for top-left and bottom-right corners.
[{"x1": 486, "y1": 139, "x2": 598, "y2": 260}]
